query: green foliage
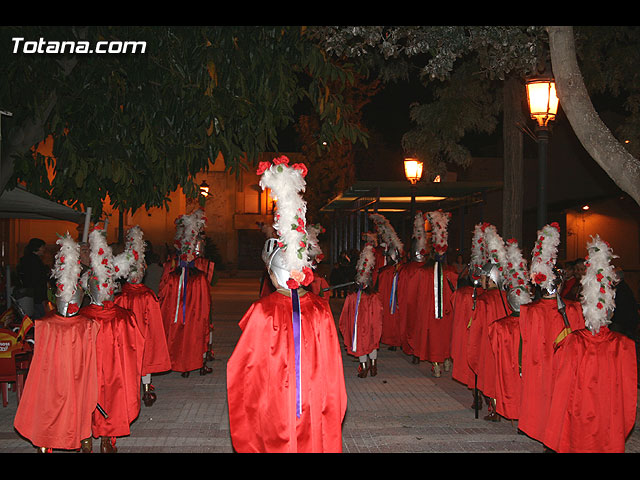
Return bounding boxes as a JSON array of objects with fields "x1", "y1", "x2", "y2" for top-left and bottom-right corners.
[{"x1": 1, "y1": 26, "x2": 367, "y2": 215}]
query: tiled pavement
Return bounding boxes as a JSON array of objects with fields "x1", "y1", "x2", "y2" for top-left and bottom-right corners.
[{"x1": 1, "y1": 276, "x2": 640, "y2": 454}]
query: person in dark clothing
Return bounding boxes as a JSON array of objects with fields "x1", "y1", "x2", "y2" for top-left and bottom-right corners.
[
  {"x1": 17, "y1": 238, "x2": 50, "y2": 319},
  {"x1": 608, "y1": 269, "x2": 640, "y2": 341}
]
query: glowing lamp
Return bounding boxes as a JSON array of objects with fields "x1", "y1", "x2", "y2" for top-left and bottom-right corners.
[
  {"x1": 526, "y1": 77, "x2": 559, "y2": 128},
  {"x1": 404, "y1": 158, "x2": 424, "y2": 185}
]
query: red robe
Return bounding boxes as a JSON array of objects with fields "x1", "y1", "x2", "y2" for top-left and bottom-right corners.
[
  {"x1": 543, "y1": 327, "x2": 637, "y2": 452},
  {"x1": 488, "y1": 313, "x2": 522, "y2": 419},
  {"x1": 159, "y1": 266, "x2": 211, "y2": 373},
  {"x1": 13, "y1": 312, "x2": 99, "y2": 450},
  {"x1": 449, "y1": 286, "x2": 482, "y2": 388},
  {"x1": 371, "y1": 246, "x2": 386, "y2": 287},
  {"x1": 409, "y1": 263, "x2": 456, "y2": 362},
  {"x1": 339, "y1": 289, "x2": 383, "y2": 357},
  {"x1": 115, "y1": 282, "x2": 172, "y2": 375},
  {"x1": 80, "y1": 302, "x2": 144, "y2": 438},
  {"x1": 227, "y1": 290, "x2": 347, "y2": 453},
  {"x1": 308, "y1": 274, "x2": 329, "y2": 299},
  {"x1": 378, "y1": 263, "x2": 402, "y2": 347},
  {"x1": 518, "y1": 297, "x2": 585, "y2": 443},
  {"x1": 466, "y1": 288, "x2": 508, "y2": 399},
  {"x1": 397, "y1": 261, "x2": 424, "y2": 356}
]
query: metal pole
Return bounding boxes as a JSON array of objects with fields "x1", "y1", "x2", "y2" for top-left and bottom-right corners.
[{"x1": 537, "y1": 127, "x2": 549, "y2": 229}]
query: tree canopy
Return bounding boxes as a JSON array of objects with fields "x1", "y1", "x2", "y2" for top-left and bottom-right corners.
[{"x1": 0, "y1": 26, "x2": 367, "y2": 215}]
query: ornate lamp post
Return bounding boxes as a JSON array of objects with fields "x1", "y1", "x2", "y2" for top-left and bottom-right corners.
[
  {"x1": 526, "y1": 71, "x2": 559, "y2": 229},
  {"x1": 198, "y1": 180, "x2": 210, "y2": 207},
  {"x1": 404, "y1": 157, "x2": 424, "y2": 224}
]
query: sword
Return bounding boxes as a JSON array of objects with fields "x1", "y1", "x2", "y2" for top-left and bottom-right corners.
[
  {"x1": 96, "y1": 403, "x2": 108, "y2": 419},
  {"x1": 320, "y1": 281, "x2": 356, "y2": 294}
]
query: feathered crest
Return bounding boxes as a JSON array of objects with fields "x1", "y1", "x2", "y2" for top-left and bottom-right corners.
[
  {"x1": 355, "y1": 243, "x2": 376, "y2": 286},
  {"x1": 530, "y1": 222, "x2": 561, "y2": 291},
  {"x1": 114, "y1": 225, "x2": 146, "y2": 283},
  {"x1": 580, "y1": 235, "x2": 619, "y2": 334},
  {"x1": 81, "y1": 227, "x2": 116, "y2": 303},
  {"x1": 470, "y1": 222, "x2": 492, "y2": 273},
  {"x1": 484, "y1": 224, "x2": 507, "y2": 268},
  {"x1": 368, "y1": 213, "x2": 404, "y2": 255},
  {"x1": 413, "y1": 211, "x2": 427, "y2": 256},
  {"x1": 425, "y1": 209, "x2": 451, "y2": 255},
  {"x1": 361, "y1": 232, "x2": 378, "y2": 247},
  {"x1": 306, "y1": 223, "x2": 325, "y2": 265},
  {"x1": 51, "y1": 232, "x2": 83, "y2": 304},
  {"x1": 257, "y1": 155, "x2": 313, "y2": 289},
  {"x1": 174, "y1": 208, "x2": 207, "y2": 260},
  {"x1": 504, "y1": 238, "x2": 532, "y2": 303}
]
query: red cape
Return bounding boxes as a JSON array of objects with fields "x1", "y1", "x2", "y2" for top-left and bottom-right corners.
[
  {"x1": 378, "y1": 263, "x2": 403, "y2": 346},
  {"x1": 308, "y1": 274, "x2": 329, "y2": 299},
  {"x1": 339, "y1": 289, "x2": 383, "y2": 357},
  {"x1": 517, "y1": 297, "x2": 585, "y2": 443},
  {"x1": 80, "y1": 302, "x2": 144, "y2": 438},
  {"x1": 488, "y1": 313, "x2": 522, "y2": 419},
  {"x1": 449, "y1": 286, "x2": 482, "y2": 388},
  {"x1": 371, "y1": 246, "x2": 386, "y2": 287},
  {"x1": 13, "y1": 312, "x2": 99, "y2": 450},
  {"x1": 115, "y1": 282, "x2": 172, "y2": 375},
  {"x1": 409, "y1": 263, "x2": 456, "y2": 362},
  {"x1": 227, "y1": 290, "x2": 347, "y2": 453},
  {"x1": 467, "y1": 288, "x2": 509, "y2": 399},
  {"x1": 543, "y1": 327, "x2": 637, "y2": 452},
  {"x1": 397, "y1": 261, "x2": 424, "y2": 356},
  {"x1": 159, "y1": 267, "x2": 211, "y2": 373}
]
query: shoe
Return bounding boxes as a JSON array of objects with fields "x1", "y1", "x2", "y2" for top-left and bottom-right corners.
[
  {"x1": 80, "y1": 437, "x2": 92, "y2": 453},
  {"x1": 483, "y1": 411, "x2": 501, "y2": 422},
  {"x1": 369, "y1": 359, "x2": 378, "y2": 377},
  {"x1": 181, "y1": 371, "x2": 190, "y2": 378},
  {"x1": 206, "y1": 349, "x2": 215, "y2": 362},
  {"x1": 200, "y1": 362, "x2": 213, "y2": 376},
  {"x1": 388, "y1": 346, "x2": 397, "y2": 351},
  {"x1": 443, "y1": 358, "x2": 452, "y2": 372},
  {"x1": 412, "y1": 355, "x2": 420, "y2": 364},
  {"x1": 357, "y1": 362, "x2": 369, "y2": 378},
  {"x1": 471, "y1": 393, "x2": 483, "y2": 410},
  {"x1": 431, "y1": 362, "x2": 442, "y2": 378},
  {"x1": 100, "y1": 436, "x2": 117, "y2": 453},
  {"x1": 37, "y1": 447, "x2": 52, "y2": 453},
  {"x1": 142, "y1": 384, "x2": 157, "y2": 407}
]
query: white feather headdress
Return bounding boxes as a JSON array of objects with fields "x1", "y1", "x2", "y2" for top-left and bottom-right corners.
[
  {"x1": 361, "y1": 232, "x2": 378, "y2": 247},
  {"x1": 355, "y1": 243, "x2": 376, "y2": 286},
  {"x1": 258, "y1": 155, "x2": 313, "y2": 288},
  {"x1": 114, "y1": 225, "x2": 146, "y2": 283},
  {"x1": 413, "y1": 211, "x2": 427, "y2": 256},
  {"x1": 174, "y1": 208, "x2": 207, "y2": 260},
  {"x1": 484, "y1": 224, "x2": 507, "y2": 268},
  {"x1": 504, "y1": 238, "x2": 532, "y2": 302},
  {"x1": 81, "y1": 227, "x2": 116, "y2": 303},
  {"x1": 306, "y1": 223, "x2": 325, "y2": 265},
  {"x1": 470, "y1": 222, "x2": 492, "y2": 273},
  {"x1": 580, "y1": 235, "x2": 619, "y2": 334},
  {"x1": 425, "y1": 209, "x2": 451, "y2": 256},
  {"x1": 368, "y1": 213, "x2": 404, "y2": 255},
  {"x1": 530, "y1": 222, "x2": 561, "y2": 291},
  {"x1": 51, "y1": 232, "x2": 83, "y2": 304}
]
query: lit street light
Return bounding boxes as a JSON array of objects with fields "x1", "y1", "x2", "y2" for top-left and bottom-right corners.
[{"x1": 404, "y1": 157, "x2": 424, "y2": 231}]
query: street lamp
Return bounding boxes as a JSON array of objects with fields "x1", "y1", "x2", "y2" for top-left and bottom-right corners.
[
  {"x1": 404, "y1": 157, "x2": 424, "y2": 235},
  {"x1": 199, "y1": 180, "x2": 210, "y2": 197},
  {"x1": 526, "y1": 70, "x2": 559, "y2": 229}
]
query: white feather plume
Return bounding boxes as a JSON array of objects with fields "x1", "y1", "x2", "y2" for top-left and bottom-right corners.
[
  {"x1": 580, "y1": 235, "x2": 619, "y2": 334},
  {"x1": 356, "y1": 243, "x2": 376, "y2": 286},
  {"x1": 174, "y1": 209, "x2": 206, "y2": 259},
  {"x1": 114, "y1": 225, "x2": 146, "y2": 282},
  {"x1": 369, "y1": 213, "x2": 404, "y2": 255},
  {"x1": 484, "y1": 224, "x2": 507, "y2": 268},
  {"x1": 470, "y1": 222, "x2": 491, "y2": 271},
  {"x1": 258, "y1": 155, "x2": 313, "y2": 286},
  {"x1": 504, "y1": 238, "x2": 532, "y2": 302},
  {"x1": 51, "y1": 232, "x2": 82, "y2": 303},
  {"x1": 413, "y1": 211, "x2": 427, "y2": 255},
  {"x1": 306, "y1": 223, "x2": 324, "y2": 264},
  {"x1": 425, "y1": 209, "x2": 451, "y2": 256},
  {"x1": 86, "y1": 227, "x2": 115, "y2": 303},
  {"x1": 530, "y1": 222, "x2": 561, "y2": 291}
]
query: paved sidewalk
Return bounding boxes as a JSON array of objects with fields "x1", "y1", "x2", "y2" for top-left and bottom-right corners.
[{"x1": 1, "y1": 276, "x2": 639, "y2": 453}]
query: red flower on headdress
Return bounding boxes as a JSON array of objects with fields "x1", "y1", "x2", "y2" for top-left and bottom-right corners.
[
  {"x1": 550, "y1": 222, "x2": 560, "y2": 231},
  {"x1": 292, "y1": 163, "x2": 308, "y2": 177},
  {"x1": 301, "y1": 266, "x2": 314, "y2": 286},
  {"x1": 273, "y1": 155, "x2": 290, "y2": 166},
  {"x1": 101, "y1": 258, "x2": 108, "y2": 265},
  {"x1": 533, "y1": 272, "x2": 547, "y2": 284},
  {"x1": 67, "y1": 303, "x2": 79, "y2": 315},
  {"x1": 286, "y1": 278, "x2": 300, "y2": 290},
  {"x1": 98, "y1": 248, "x2": 104, "y2": 255},
  {"x1": 256, "y1": 161, "x2": 271, "y2": 175}
]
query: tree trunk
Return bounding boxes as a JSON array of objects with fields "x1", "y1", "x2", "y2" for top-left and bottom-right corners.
[
  {"x1": 547, "y1": 26, "x2": 640, "y2": 207},
  {"x1": 502, "y1": 75, "x2": 525, "y2": 243}
]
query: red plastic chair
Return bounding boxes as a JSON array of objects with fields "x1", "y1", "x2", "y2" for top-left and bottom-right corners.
[{"x1": 0, "y1": 328, "x2": 28, "y2": 407}]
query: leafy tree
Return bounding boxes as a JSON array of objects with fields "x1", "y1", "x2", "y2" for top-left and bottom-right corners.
[{"x1": 0, "y1": 26, "x2": 367, "y2": 216}]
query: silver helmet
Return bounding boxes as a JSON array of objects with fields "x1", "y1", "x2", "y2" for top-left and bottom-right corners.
[
  {"x1": 410, "y1": 238, "x2": 426, "y2": 262},
  {"x1": 56, "y1": 283, "x2": 84, "y2": 317},
  {"x1": 506, "y1": 287, "x2": 531, "y2": 313},
  {"x1": 262, "y1": 238, "x2": 290, "y2": 290},
  {"x1": 481, "y1": 261, "x2": 503, "y2": 289},
  {"x1": 194, "y1": 235, "x2": 206, "y2": 258},
  {"x1": 543, "y1": 267, "x2": 565, "y2": 296}
]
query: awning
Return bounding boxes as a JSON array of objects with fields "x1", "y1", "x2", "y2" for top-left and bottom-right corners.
[
  {"x1": 320, "y1": 180, "x2": 503, "y2": 212},
  {"x1": 0, "y1": 185, "x2": 85, "y2": 223}
]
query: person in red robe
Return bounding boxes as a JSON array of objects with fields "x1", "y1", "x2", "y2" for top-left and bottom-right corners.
[
  {"x1": 79, "y1": 228, "x2": 144, "y2": 453},
  {"x1": 543, "y1": 235, "x2": 637, "y2": 453},
  {"x1": 378, "y1": 260, "x2": 403, "y2": 349},
  {"x1": 339, "y1": 244, "x2": 383, "y2": 377},
  {"x1": 227, "y1": 156, "x2": 347, "y2": 453},
  {"x1": 13, "y1": 233, "x2": 99, "y2": 453},
  {"x1": 159, "y1": 210, "x2": 213, "y2": 377},
  {"x1": 114, "y1": 226, "x2": 172, "y2": 407}
]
